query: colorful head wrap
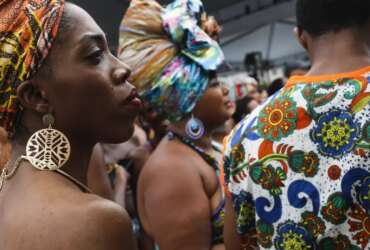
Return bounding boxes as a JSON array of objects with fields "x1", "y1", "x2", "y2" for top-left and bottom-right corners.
[
  {"x1": 119, "y1": 0, "x2": 224, "y2": 122},
  {"x1": 0, "y1": 0, "x2": 65, "y2": 136}
]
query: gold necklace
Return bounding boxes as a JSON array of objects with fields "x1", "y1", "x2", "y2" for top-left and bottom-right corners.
[
  {"x1": 55, "y1": 169, "x2": 92, "y2": 193},
  {"x1": 0, "y1": 157, "x2": 25, "y2": 192},
  {"x1": 0, "y1": 157, "x2": 92, "y2": 193}
]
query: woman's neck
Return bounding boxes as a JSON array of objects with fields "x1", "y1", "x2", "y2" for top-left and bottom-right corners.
[
  {"x1": 169, "y1": 120, "x2": 213, "y2": 151},
  {"x1": 59, "y1": 137, "x2": 94, "y2": 186}
]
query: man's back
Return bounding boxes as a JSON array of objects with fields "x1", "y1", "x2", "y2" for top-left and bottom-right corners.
[{"x1": 223, "y1": 66, "x2": 370, "y2": 249}]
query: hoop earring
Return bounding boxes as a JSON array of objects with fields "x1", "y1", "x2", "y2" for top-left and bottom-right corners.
[
  {"x1": 185, "y1": 115, "x2": 205, "y2": 140},
  {"x1": 23, "y1": 113, "x2": 70, "y2": 171}
]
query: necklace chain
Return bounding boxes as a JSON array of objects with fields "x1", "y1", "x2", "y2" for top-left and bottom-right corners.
[
  {"x1": 0, "y1": 157, "x2": 25, "y2": 192},
  {"x1": 0, "y1": 157, "x2": 92, "y2": 193},
  {"x1": 55, "y1": 168, "x2": 92, "y2": 193}
]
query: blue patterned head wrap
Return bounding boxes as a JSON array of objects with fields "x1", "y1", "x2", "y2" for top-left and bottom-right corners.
[{"x1": 119, "y1": 0, "x2": 224, "y2": 122}]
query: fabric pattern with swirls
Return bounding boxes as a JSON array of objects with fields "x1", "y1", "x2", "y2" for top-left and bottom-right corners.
[{"x1": 222, "y1": 67, "x2": 370, "y2": 249}]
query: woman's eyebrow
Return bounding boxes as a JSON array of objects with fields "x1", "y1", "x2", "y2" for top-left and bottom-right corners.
[{"x1": 78, "y1": 33, "x2": 106, "y2": 48}]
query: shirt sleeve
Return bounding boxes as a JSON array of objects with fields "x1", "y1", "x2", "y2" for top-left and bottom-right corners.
[{"x1": 221, "y1": 124, "x2": 257, "y2": 236}]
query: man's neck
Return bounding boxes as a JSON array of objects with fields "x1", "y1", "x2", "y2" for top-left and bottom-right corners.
[{"x1": 308, "y1": 29, "x2": 370, "y2": 76}]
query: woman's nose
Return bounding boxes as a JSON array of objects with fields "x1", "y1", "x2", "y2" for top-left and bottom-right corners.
[
  {"x1": 222, "y1": 85, "x2": 230, "y2": 96},
  {"x1": 113, "y1": 63, "x2": 131, "y2": 85}
]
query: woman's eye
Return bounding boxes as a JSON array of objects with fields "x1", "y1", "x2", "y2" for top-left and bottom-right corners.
[{"x1": 87, "y1": 49, "x2": 104, "y2": 65}]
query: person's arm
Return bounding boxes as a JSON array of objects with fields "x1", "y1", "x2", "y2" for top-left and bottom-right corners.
[
  {"x1": 139, "y1": 157, "x2": 212, "y2": 250},
  {"x1": 88, "y1": 144, "x2": 130, "y2": 208},
  {"x1": 112, "y1": 166, "x2": 130, "y2": 208},
  {"x1": 224, "y1": 196, "x2": 243, "y2": 250},
  {"x1": 87, "y1": 144, "x2": 114, "y2": 200}
]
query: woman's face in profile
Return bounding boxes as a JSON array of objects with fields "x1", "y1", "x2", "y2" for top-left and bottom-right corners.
[
  {"x1": 193, "y1": 76, "x2": 234, "y2": 128},
  {"x1": 35, "y1": 3, "x2": 142, "y2": 143}
]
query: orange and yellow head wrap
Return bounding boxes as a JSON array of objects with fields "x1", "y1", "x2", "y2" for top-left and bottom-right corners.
[{"x1": 0, "y1": 0, "x2": 65, "y2": 137}]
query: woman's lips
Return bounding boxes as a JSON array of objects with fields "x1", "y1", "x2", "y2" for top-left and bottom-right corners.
[
  {"x1": 128, "y1": 97, "x2": 143, "y2": 108},
  {"x1": 123, "y1": 89, "x2": 143, "y2": 109},
  {"x1": 225, "y1": 100, "x2": 235, "y2": 109}
]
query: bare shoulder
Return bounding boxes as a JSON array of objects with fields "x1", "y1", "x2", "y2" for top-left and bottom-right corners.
[
  {"x1": 138, "y1": 140, "x2": 206, "y2": 204},
  {"x1": 140, "y1": 140, "x2": 198, "y2": 181},
  {"x1": 64, "y1": 195, "x2": 137, "y2": 250},
  {"x1": 78, "y1": 195, "x2": 132, "y2": 232},
  {"x1": 26, "y1": 192, "x2": 137, "y2": 250},
  {"x1": 136, "y1": 142, "x2": 212, "y2": 249}
]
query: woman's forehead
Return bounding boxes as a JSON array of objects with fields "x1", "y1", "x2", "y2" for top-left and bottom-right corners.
[{"x1": 63, "y1": 3, "x2": 105, "y2": 43}]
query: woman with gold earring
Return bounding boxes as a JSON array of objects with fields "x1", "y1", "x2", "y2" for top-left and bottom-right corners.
[{"x1": 0, "y1": 1, "x2": 140, "y2": 249}]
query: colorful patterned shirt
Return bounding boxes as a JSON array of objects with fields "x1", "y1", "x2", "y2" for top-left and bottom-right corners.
[{"x1": 222, "y1": 66, "x2": 370, "y2": 249}]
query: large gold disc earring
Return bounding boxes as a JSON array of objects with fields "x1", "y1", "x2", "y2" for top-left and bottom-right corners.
[{"x1": 24, "y1": 114, "x2": 70, "y2": 171}]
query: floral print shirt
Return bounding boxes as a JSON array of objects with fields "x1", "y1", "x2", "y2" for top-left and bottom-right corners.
[{"x1": 222, "y1": 67, "x2": 370, "y2": 249}]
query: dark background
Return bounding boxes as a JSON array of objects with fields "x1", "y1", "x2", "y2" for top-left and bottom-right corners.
[
  {"x1": 69, "y1": 0, "x2": 241, "y2": 53},
  {"x1": 69, "y1": 0, "x2": 126, "y2": 54}
]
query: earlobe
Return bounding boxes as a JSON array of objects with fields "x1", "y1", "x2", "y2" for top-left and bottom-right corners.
[{"x1": 16, "y1": 80, "x2": 51, "y2": 114}]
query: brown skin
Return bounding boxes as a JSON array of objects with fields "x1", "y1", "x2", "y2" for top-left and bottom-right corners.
[
  {"x1": 140, "y1": 105, "x2": 169, "y2": 143},
  {"x1": 212, "y1": 118, "x2": 235, "y2": 146},
  {"x1": 247, "y1": 99, "x2": 259, "y2": 113},
  {"x1": 87, "y1": 126, "x2": 151, "y2": 210},
  {"x1": 87, "y1": 125, "x2": 151, "y2": 208},
  {"x1": 0, "y1": 128, "x2": 11, "y2": 170},
  {"x1": 137, "y1": 79, "x2": 233, "y2": 250},
  {"x1": 224, "y1": 197, "x2": 243, "y2": 250},
  {"x1": 88, "y1": 144, "x2": 115, "y2": 200},
  {"x1": 246, "y1": 84, "x2": 260, "y2": 103},
  {"x1": 294, "y1": 25, "x2": 370, "y2": 76},
  {"x1": 224, "y1": 21, "x2": 370, "y2": 250},
  {"x1": 0, "y1": 3, "x2": 138, "y2": 250},
  {"x1": 87, "y1": 143, "x2": 131, "y2": 207},
  {"x1": 87, "y1": 125, "x2": 154, "y2": 250},
  {"x1": 258, "y1": 90, "x2": 268, "y2": 104}
]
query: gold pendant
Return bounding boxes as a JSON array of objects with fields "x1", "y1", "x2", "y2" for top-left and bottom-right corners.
[{"x1": 24, "y1": 128, "x2": 70, "y2": 171}]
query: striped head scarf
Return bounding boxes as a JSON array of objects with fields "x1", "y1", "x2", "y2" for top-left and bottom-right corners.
[
  {"x1": 0, "y1": 0, "x2": 65, "y2": 137},
  {"x1": 119, "y1": 0, "x2": 224, "y2": 122}
]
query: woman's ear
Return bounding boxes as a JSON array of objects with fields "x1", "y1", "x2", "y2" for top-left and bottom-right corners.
[{"x1": 16, "y1": 80, "x2": 51, "y2": 114}]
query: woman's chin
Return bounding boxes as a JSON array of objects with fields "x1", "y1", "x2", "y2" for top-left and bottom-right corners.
[
  {"x1": 220, "y1": 111, "x2": 233, "y2": 124},
  {"x1": 103, "y1": 124, "x2": 135, "y2": 144}
]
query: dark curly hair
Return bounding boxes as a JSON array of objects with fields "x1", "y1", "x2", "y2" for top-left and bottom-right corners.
[{"x1": 296, "y1": 0, "x2": 370, "y2": 36}]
